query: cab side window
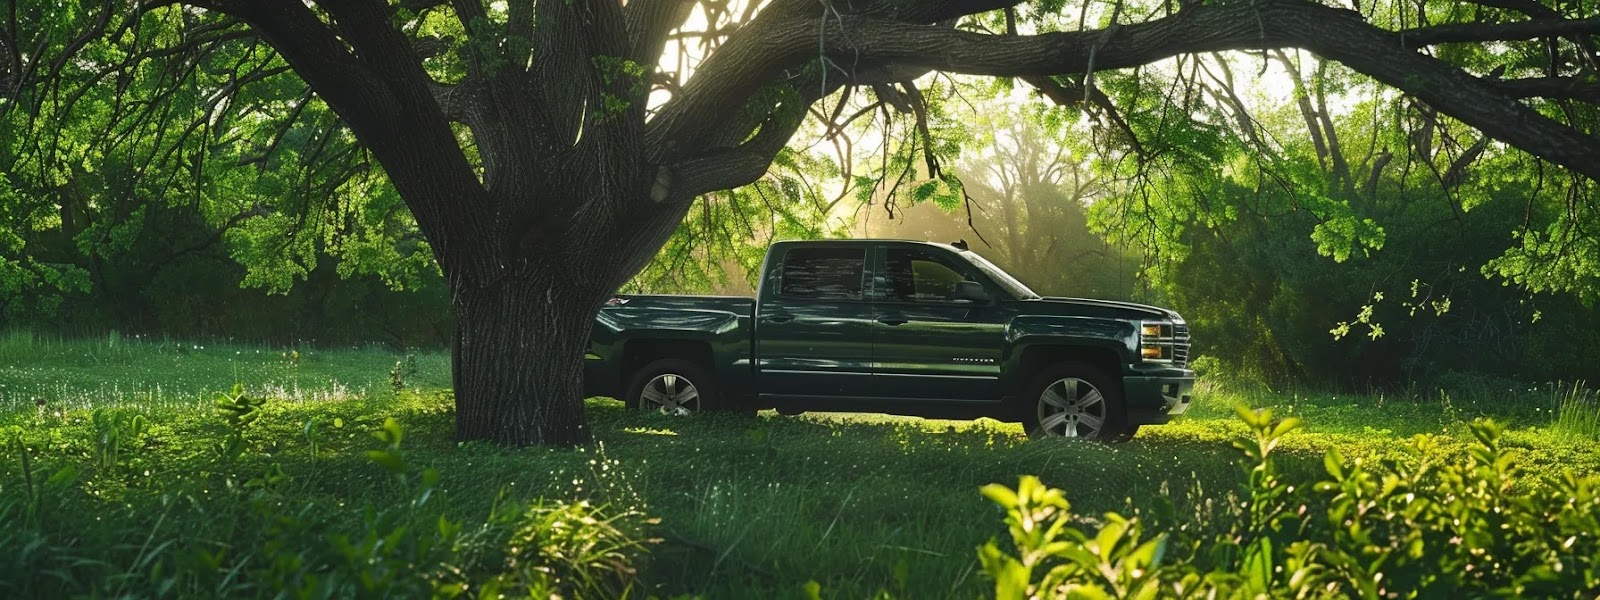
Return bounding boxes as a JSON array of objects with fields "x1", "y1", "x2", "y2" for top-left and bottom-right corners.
[
  {"x1": 780, "y1": 247, "x2": 866, "y2": 300},
  {"x1": 883, "y1": 248, "x2": 973, "y2": 302}
]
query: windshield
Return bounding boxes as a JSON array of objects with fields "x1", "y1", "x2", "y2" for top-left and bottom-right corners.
[{"x1": 957, "y1": 250, "x2": 1039, "y2": 300}]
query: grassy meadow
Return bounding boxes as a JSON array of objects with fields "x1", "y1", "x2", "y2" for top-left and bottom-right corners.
[{"x1": 2, "y1": 332, "x2": 1598, "y2": 598}]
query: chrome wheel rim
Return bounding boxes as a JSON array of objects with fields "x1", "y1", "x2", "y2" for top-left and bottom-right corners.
[
  {"x1": 1037, "y1": 377, "x2": 1107, "y2": 438},
  {"x1": 641, "y1": 373, "x2": 699, "y2": 416}
]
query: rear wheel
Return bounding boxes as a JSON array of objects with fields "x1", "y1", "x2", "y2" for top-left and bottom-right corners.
[
  {"x1": 1021, "y1": 362, "x2": 1127, "y2": 442},
  {"x1": 626, "y1": 359, "x2": 720, "y2": 416}
]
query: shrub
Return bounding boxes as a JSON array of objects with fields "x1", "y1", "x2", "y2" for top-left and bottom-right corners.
[
  {"x1": 979, "y1": 407, "x2": 1600, "y2": 598},
  {"x1": 484, "y1": 499, "x2": 654, "y2": 598},
  {"x1": 0, "y1": 399, "x2": 657, "y2": 599}
]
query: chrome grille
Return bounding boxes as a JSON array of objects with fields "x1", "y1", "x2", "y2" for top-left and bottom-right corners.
[{"x1": 1172, "y1": 322, "x2": 1191, "y2": 368}]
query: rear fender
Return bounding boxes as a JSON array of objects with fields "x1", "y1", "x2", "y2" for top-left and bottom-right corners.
[{"x1": 595, "y1": 310, "x2": 752, "y2": 399}]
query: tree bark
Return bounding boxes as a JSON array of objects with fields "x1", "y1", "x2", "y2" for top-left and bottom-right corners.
[{"x1": 450, "y1": 269, "x2": 609, "y2": 446}]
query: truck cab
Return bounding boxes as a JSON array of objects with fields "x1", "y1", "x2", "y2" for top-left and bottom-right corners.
[{"x1": 585, "y1": 239, "x2": 1194, "y2": 441}]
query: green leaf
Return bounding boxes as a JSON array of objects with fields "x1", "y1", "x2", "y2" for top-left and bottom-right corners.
[
  {"x1": 1270, "y1": 417, "x2": 1304, "y2": 439},
  {"x1": 1243, "y1": 536, "x2": 1274, "y2": 592},
  {"x1": 1324, "y1": 447, "x2": 1345, "y2": 479},
  {"x1": 802, "y1": 580, "x2": 823, "y2": 600},
  {"x1": 365, "y1": 449, "x2": 405, "y2": 473},
  {"x1": 981, "y1": 482, "x2": 1021, "y2": 509}
]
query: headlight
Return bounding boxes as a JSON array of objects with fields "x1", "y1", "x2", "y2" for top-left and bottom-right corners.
[{"x1": 1140, "y1": 320, "x2": 1174, "y2": 363}]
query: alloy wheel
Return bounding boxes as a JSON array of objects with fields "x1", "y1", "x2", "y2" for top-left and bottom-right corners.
[
  {"x1": 1036, "y1": 377, "x2": 1107, "y2": 438},
  {"x1": 641, "y1": 373, "x2": 700, "y2": 416}
]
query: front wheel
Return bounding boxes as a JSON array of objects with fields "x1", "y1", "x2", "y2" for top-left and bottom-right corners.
[
  {"x1": 626, "y1": 359, "x2": 720, "y2": 416},
  {"x1": 1021, "y1": 362, "x2": 1128, "y2": 442}
]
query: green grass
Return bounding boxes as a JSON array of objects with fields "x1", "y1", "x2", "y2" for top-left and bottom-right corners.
[
  {"x1": 1551, "y1": 382, "x2": 1600, "y2": 443},
  {"x1": 2, "y1": 335, "x2": 1597, "y2": 597},
  {"x1": 0, "y1": 330, "x2": 451, "y2": 413}
]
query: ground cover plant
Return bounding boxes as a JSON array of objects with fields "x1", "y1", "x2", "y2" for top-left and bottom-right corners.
[{"x1": 2, "y1": 335, "x2": 1598, "y2": 598}]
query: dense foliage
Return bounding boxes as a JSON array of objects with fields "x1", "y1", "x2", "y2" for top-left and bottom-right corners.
[
  {"x1": 979, "y1": 408, "x2": 1600, "y2": 598},
  {"x1": 0, "y1": 3, "x2": 447, "y2": 344},
  {"x1": 1077, "y1": 49, "x2": 1600, "y2": 387}
]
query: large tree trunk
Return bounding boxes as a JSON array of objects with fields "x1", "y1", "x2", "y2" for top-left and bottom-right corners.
[{"x1": 450, "y1": 270, "x2": 609, "y2": 446}]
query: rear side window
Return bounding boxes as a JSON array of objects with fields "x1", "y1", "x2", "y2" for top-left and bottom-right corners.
[{"x1": 780, "y1": 247, "x2": 865, "y2": 300}]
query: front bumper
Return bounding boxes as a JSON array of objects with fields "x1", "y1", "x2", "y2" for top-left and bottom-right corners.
[{"x1": 1123, "y1": 367, "x2": 1195, "y2": 426}]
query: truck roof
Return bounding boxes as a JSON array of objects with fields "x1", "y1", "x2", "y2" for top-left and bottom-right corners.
[{"x1": 770, "y1": 239, "x2": 971, "y2": 252}]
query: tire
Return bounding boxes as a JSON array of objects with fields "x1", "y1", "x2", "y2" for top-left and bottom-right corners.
[
  {"x1": 1114, "y1": 425, "x2": 1143, "y2": 442},
  {"x1": 1021, "y1": 362, "x2": 1128, "y2": 442},
  {"x1": 625, "y1": 358, "x2": 720, "y2": 416}
]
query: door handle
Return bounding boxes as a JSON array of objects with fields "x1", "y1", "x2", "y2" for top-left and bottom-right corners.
[
  {"x1": 762, "y1": 314, "x2": 794, "y2": 324},
  {"x1": 877, "y1": 317, "x2": 908, "y2": 326}
]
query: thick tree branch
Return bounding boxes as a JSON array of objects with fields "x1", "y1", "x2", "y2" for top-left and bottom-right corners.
[
  {"x1": 1399, "y1": 17, "x2": 1600, "y2": 47},
  {"x1": 316, "y1": 0, "x2": 441, "y2": 92},
  {"x1": 212, "y1": 1, "x2": 395, "y2": 132},
  {"x1": 626, "y1": 0, "x2": 696, "y2": 65},
  {"x1": 1365, "y1": 149, "x2": 1394, "y2": 198},
  {"x1": 646, "y1": 0, "x2": 1028, "y2": 162},
  {"x1": 428, "y1": 77, "x2": 486, "y2": 126},
  {"x1": 672, "y1": 93, "x2": 816, "y2": 200},
  {"x1": 1490, "y1": 76, "x2": 1600, "y2": 103},
  {"x1": 1459, "y1": 0, "x2": 1600, "y2": 71},
  {"x1": 1444, "y1": 137, "x2": 1490, "y2": 189},
  {"x1": 209, "y1": 0, "x2": 489, "y2": 275},
  {"x1": 400, "y1": 0, "x2": 450, "y2": 11},
  {"x1": 655, "y1": 0, "x2": 1600, "y2": 186}
]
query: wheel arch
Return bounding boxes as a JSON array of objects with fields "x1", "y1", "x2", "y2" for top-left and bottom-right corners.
[
  {"x1": 620, "y1": 337, "x2": 715, "y2": 386},
  {"x1": 1010, "y1": 343, "x2": 1125, "y2": 391}
]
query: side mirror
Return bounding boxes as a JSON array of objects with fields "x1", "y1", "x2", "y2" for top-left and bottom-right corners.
[{"x1": 952, "y1": 280, "x2": 990, "y2": 303}]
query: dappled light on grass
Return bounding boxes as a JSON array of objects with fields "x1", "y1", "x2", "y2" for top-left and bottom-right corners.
[
  {"x1": 0, "y1": 334, "x2": 450, "y2": 414},
  {"x1": 622, "y1": 426, "x2": 680, "y2": 436}
]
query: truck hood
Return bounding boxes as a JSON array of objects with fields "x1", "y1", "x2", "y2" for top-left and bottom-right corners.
[{"x1": 1030, "y1": 297, "x2": 1182, "y2": 321}]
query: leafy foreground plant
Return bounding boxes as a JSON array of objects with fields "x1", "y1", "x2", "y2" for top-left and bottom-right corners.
[
  {"x1": 0, "y1": 393, "x2": 654, "y2": 599},
  {"x1": 978, "y1": 407, "x2": 1600, "y2": 599}
]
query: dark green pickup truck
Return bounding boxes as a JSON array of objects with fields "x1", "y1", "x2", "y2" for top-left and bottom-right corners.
[{"x1": 584, "y1": 239, "x2": 1194, "y2": 441}]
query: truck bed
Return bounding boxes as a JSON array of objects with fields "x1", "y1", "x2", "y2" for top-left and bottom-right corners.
[{"x1": 607, "y1": 294, "x2": 755, "y2": 314}]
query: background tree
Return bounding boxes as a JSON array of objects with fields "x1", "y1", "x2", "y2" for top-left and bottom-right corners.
[
  {"x1": 0, "y1": 1, "x2": 447, "y2": 343},
  {"x1": 864, "y1": 107, "x2": 1138, "y2": 299},
  {"x1": 8, "y1": 0, "x2": 1600, "y2": 445},
  {"x1": 1087, "y1": 49, "x2": 1600, "y2": 387}
]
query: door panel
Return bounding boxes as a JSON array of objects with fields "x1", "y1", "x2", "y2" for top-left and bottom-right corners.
[
  {"x1": 870, "y1": 247, "x2": 1008, "y2": 401},
  {"x1": 872, "y1": 303, "x2": 1007, "y2": 400},
  {"x1": 755, "y1": 246, "x2": 875, "y2": 397}
]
